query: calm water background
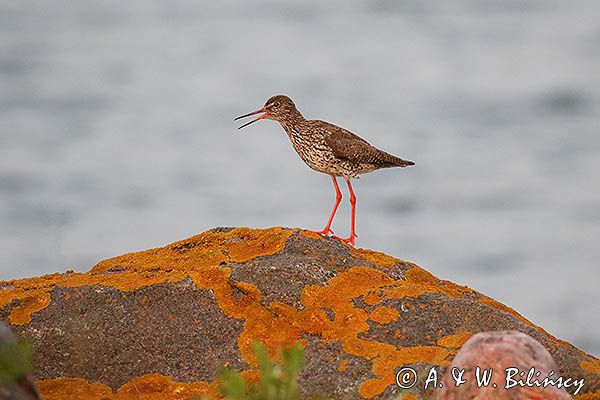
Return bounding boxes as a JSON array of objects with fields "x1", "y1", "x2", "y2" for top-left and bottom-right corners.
[{"x1": 1, "y1": 1, "x2": 599, "y2": 355}]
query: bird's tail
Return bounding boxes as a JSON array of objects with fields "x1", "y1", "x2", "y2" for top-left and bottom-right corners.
[{"x1": 381, "y1": 151, "x2": 415, "y2": 168}]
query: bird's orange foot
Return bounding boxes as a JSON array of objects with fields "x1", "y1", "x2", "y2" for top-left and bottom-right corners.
[
  {"x1": 306, "y1": 227, "x2": 335, "y2": 236},
  {"x1": 333, "y1": 234, "x2": 356, "y2": 246}
]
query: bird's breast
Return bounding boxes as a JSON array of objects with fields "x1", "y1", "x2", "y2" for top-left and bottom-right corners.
[
  {"x1": 282, "y1": 124, "x2": 333, "y2": 169},
  {"x1": 280, "y1": 123, "x2": 359, "y2": 177}
]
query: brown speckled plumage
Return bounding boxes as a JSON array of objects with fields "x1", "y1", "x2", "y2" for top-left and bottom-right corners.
[
  {"x1": 267, "y1": 95, "x2": 414, "y2": 179},
  {"x1": 235, "y1": 94, "x2": 414, "y2": 246}
]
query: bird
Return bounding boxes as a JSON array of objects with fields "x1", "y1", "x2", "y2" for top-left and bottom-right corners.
[{"x1": 234, "y1": 95, "x2": 414, "y2": 246}]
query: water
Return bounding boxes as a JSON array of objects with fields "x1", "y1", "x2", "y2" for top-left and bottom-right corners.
[{"x1": 1, "y1": 1, "x2": 599, "y2": 356}]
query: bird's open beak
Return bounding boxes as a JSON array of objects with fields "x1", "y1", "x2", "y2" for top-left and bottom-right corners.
[{"x1": 234, "y1": 108, "x2": 269, "y2": 130}]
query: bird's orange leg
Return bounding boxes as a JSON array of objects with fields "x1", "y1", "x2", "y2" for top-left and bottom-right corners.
[
  {"x1": 333, "y1": 179, "x2": 357, "y2": 246},
  {"x1": 308, "y1": 176, "x2": 342, "y2": 236}
]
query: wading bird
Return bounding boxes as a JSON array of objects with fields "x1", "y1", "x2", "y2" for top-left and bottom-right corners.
[{"x1": 235, "y1": 95, "x2": 414, "y2": 246}]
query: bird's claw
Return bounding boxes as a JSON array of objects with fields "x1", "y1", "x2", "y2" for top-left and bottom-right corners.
[
  {"x1": 306, "y1": 227, "x2": 335, "y2": 236},
  {"x1": 332, "y1": 234, "x2": 356, "y2": 246}
]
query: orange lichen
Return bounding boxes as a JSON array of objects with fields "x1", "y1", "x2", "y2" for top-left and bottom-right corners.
[
  {"x1": 7, "y1": 291, "x2": 51, "y2": 325},
  {"x1": 580, "y1": 358, "x2": 600, "y2": 374},
  {"x1": 379, "y1": 266, "x2": 472, "y2": 301},
  {"x1": 350, "y1": 247, "x2": 408, "y2": 269},
  {"x1": 575, "y1": 389, "x2": 600, "y2": 400},
  {"x1": 299, "y1": 267, "x2": 451, "y2": 398},
  {"x1": 0, "y1": 227, "x2": 292, "y2": 325},
  {"x1": 299, "y1": 230, "x2": 323, "y2": 240},
  {"x1": 402, "y1": 395, "x2": 419, "y2": 400},
  {"x1": 436, "y1": 331, "x2": 473, "y2": 348},
  {"x1": 91, "y1": 227, "x2": 292, "y2": 274},
  {"x1": 363, "y1": 291, "x2": 381, "y2": 305},
  {"x1": 369, "y1": 306, "x2": 399, "y2": 324},
  {"x1": 37, "y1": 378, "x2": 113, "y2": 399},
  {"x1": 37, "y1": 374, "x2": 218, "y2": 400},
  {"x1": 360, "y1": 345, "x2": 450, "y2": 398},
  {"x1": 338, "y1": 359, "x2": 349, "y2": 372},
  {"x1": 114, "y1": 374, "x2": 217, "y2": 400},
  {"x1": 170, "y1": 263, "x2": 452, "y2": 398}
]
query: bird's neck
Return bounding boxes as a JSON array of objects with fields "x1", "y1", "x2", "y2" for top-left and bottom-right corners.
[{"x1": 279, "y1": 109, "x2": 305, "y2": 131}]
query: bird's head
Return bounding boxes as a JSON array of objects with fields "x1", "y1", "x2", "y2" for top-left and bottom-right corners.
[{"x1": 235, "y1": 95, "x2": 298, "y2": 129}]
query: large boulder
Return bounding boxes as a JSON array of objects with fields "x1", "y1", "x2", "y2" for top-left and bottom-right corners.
[{"x1": 0, "y1": 227, "x2": 598, "y2": 399}]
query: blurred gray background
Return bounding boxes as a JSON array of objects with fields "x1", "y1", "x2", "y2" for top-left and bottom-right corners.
[{"x1": 1, "y1": 1, "x2": 599, "y2": 355}]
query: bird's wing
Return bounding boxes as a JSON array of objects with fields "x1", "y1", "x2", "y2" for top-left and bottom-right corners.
[
  {"x1": 310, "y1": 120, "x2": 385, "y2": 163},
  {"x1": 310, "y1": 120, "x2": 370, "y2": 144},
  {"x1": 326, "y1": 134, "x2": 385, "y2": 164},
  {"x1": 308, "y1": 120, "x2": 373, "y2": 161},
  {"x1": 310, "y1": 120, "x2": 414, "y2": 167}
]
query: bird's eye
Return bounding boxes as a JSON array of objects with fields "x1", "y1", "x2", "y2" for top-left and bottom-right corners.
[{"x1": 274, "y1": 102, "x2": 280, "y2": 107}]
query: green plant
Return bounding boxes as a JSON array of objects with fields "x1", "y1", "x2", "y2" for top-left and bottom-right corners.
[
  {"x1": 0, "y1": 339, "x2": 33, "y2": 386},
  {"x1": 192, "y1": 342, "x2": 310, "y2": 400}
]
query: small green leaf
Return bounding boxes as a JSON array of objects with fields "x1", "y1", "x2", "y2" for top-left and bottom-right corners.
[
  {"x1": 219, "y1": 368, "x2": 247, "y2": 399},
  {"x1": 207, "y1": 341, "x2": 312, "y2": 400},
  {"x1": 0, "y1": 339, "x2": 33, "y2": 386},
  {"x1": 283, "y1": 343, "x2": 304, "y2": 378}
]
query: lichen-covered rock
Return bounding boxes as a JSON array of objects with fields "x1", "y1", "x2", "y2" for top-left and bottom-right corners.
[
  {"x1": 0, "y1": 227, "x2": 598, "y2": 400},
  {"x1": 432, "y1": 331, "x2": 571, "y2": 400}
]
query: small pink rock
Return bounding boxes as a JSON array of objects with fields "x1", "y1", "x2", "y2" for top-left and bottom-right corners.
[{"x1": 432, "y1": 330, "x2": 571, "y2": 400}]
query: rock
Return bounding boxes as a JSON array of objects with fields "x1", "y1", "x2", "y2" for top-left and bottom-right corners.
[
  {"x1": 432, "y1": 331, "x2": 572, "y2": 400},
  {"x1": 0, "y1": 227, "x2": 598, "y2": 400},
  {"x1": 0, "y1": 322, "x2": 42, "y2": 400}
]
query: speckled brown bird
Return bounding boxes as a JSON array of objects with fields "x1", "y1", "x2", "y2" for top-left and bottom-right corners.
[{"x1": 235, "y1": 95, "x2": 414, "y2": 246}]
